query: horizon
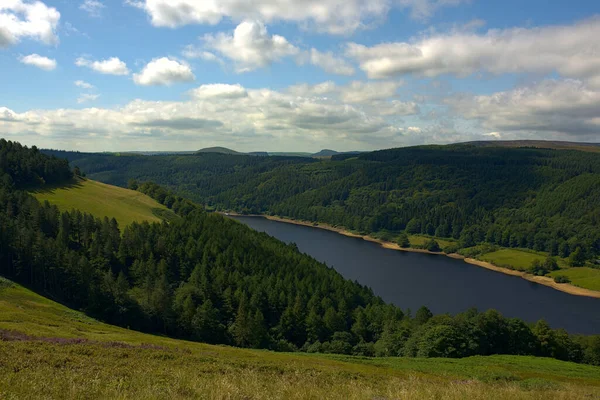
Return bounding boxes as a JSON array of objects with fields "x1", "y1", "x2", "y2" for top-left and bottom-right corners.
[{"x1": 1, "y1": 1, "x2": 600, "y2": 152}]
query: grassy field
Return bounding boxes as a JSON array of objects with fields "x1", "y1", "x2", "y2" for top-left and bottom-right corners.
[
  {"x1": 549, "y1": 268, "x2": 600, "y2": 292},
  {"x1": 32, "y1": 178, "x2": 176, "y2": 228},
  {"x1": 479, "y1": 249, "x2": 562, "y2": 271},
  {"x1": 408, "y1": 235, "x2": 456, "y2": 249},
  {"x1": 1, "y1": 278, "x2": 599, "y2": 399}
]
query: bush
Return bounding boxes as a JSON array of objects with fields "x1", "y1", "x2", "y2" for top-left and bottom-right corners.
[
  {"x1": 425, "y1": 239, "x2": 441, "y2": 252},
  {"x1": 553, "y1": 275, "x2": 571, "y2": 284}
]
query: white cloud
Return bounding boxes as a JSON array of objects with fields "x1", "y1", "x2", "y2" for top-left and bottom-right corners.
[
  {"x1": 182, "y1": 45, "x2": 223, "y2": 64},
  {"x1": 133, "y1": 57, "x2": 195, "y2": 86},
  {"x1": 397, "y1": 0, "x2": 471, "y2": 22},
  {"x1": 77, "y1": 93, "x2": 100, "y2": 104},
  {"x1": 75, "y1": 56, "x2": 130, "y2": 75},
  {"x1": 189, "y1": 84, "x2": 248, "y2": 99},
  {"x1": 448, "y1": 79, "x2": 600, "y2": 140},
  {"x1": 18, "y1": 53, "x2": 56, "y2": 70},
  {"x1": 0, "y1": 83, "x2": 411, "y2": 151},
  {"x1": 75, "y1": 80, "x2": 94, "y2": 89},
  {"x1": 346, "y1": 17, "x2": 600, "y2": 86},
  {"x1": 306, "y1": 49, "x2": 355, "y2": 76},
  {"x1": 204, "y1": 20, "x2": 298, "y2": 72},
  {"x1": 80, "y1": 0, "x2": 105, "y2": 17},
  {"x1": 339, "y1": 80, "x2": 403, "y2": 103},
  {"x1": 128, "y1": 0, "x2": 390, "y2": 34},
  {"x1": 0, "y1": 0, "x2": 60, "y2": 47}
]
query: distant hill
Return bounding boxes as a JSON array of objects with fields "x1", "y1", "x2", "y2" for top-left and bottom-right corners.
[
  {"x1": 196, "y1": 146, "x2": 242, "y2": 155},
  {"x1": 312, "y1": 149, "x2": 339, "y2": 157},
  {"x1": 463, "y1": 140, "x2": 600, "y2": 153}
]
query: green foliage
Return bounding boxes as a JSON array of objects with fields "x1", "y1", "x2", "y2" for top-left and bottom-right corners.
[
  {"x1": 397, "y1": 232, "x2": 410, "y2": 248},
  {"x1": 52, "y1": 145, "x2": 600, "y2": 265},
  {"x1": 2, "y1": 141, "x2": 600, "y2": 367},
  {"x1": 554, "y1": 275, "x2": 571, "y2": 284},
  {"x1": 425, "y1": 239, "x2": 441, "y2": 252}
]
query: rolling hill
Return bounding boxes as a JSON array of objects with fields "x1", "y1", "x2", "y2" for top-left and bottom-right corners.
[
  {"x1": 463, "y1": 140, "x2": 600, "y2": 153},
  {"x1": 32, "y1": 177, "x2": 177, "y2": 227},
  {"x1": 2, "y1": 277, "x2": 599, "y2": 399},
  {"x1": 196, "y1": 146, "x2": 243, "y2": 155}
]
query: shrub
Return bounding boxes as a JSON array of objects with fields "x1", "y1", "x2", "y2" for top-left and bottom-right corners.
[{"x1": 553, "y1": 275, "x2": 571, "y2": 284}]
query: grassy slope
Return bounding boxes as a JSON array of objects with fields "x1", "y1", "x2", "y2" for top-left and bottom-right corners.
[
  {"x1": 549, "y1": 268, "x2": 600, "y2": 291},
  {"x1": 1, "y1": 279, "x2": 600, "y2": 399},
  {"x1": 32, "y1": 178, "x2": 175, "y2": 227}
]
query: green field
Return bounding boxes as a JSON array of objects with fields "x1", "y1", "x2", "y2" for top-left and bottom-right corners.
[
  {"x1": 1, "y1": 278, "x2": 599, "y2": 399},
  {"x1": 407, "y1": 235, "x2": 456, "y2": 249},
  {"x1": 549, "y1": 268, "x2": 600, "y2": 292},
  {"x1": 32, "y1": 178, "x2": 175, "y2": 227},
  {"x1": 480, "y1": 249, "x2": 553, "y2": 271}
]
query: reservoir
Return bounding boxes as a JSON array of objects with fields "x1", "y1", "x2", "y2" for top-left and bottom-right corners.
[{"x1": 233, "y1": 216, "x2": 600, "y2": 335}]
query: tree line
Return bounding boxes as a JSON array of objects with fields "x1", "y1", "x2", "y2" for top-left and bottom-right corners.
[
  {"x1": 2, "y1": 140, "x2": 599, "y2": 365},
  {"x1": 50, "y1": 145, "x2": 600, "y2": 264}
]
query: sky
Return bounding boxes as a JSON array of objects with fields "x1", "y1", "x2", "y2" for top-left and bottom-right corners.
[{"x1": 1, "y1": 0, "x2": 599, "y2": 152}]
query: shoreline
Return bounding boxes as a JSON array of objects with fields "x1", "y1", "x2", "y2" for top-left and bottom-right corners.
[{"x1": 223, "y1": 212, "x2": 600, "y2": 300}]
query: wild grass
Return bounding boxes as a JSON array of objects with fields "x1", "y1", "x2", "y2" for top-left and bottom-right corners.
[
  {"x1": 31, "y1": 178, "x2": 176, "y2": 227},
  {"x1": 1, "y1": 281, "x2": 600, "y2": 399},
  {"x1": 479, "y1": 249, "x2": 553, "y2": 271},
  {"x1": 407, "y1": 235, "x2": 456, "y2": 249},
  {"x1": 548, "y1": 267, "x2": 600, "y2": 291}
]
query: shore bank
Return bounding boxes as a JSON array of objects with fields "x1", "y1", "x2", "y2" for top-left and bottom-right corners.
[{"x1": 223, "y1": 212, "x2": 600, "y2": 300}]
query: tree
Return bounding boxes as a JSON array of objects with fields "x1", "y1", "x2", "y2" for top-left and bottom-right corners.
[
  {"x1": 415, "y1": 306, "x2": 433, "y2": 326},
  {"x1": 569, "y1": 247, "x2": 586, "y2": 267},
  {"x1": 397, "y1": 232, "x2": 410, "y2": 248},
  {"x1": 425, "y1": 239, "x2": 441, "y2": 252}
]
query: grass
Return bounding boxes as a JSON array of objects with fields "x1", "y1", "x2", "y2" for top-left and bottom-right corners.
[
  {"x1": 549, "y1": 268, "x2": 600, "y2": 292},
  {"x1": 1, "y1": 281, "x2": 600, "y2": 399},
  {"x1": 408, "y1": 235, "x2": 456, "y2": 250},
  {"x1": 32, "y1": 178, "x2": 176, "y2": 228},
  {"x1": 479, "y1": 249, "x2": 552, "y2": 271}
]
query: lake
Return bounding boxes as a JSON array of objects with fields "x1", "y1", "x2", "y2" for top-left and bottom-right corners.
[{"x1": 232, "y1": 216, "x2": 600, "y2": 335}]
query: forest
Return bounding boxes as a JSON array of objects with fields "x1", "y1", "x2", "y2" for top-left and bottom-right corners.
[
  {"x1": 49, "y1": 145, "x2": 600, "y2": 264},
  {"x1": 1, "y1": 139, "x2": 598, "y2": 365}
]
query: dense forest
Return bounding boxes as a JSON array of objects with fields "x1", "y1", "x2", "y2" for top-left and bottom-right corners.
[
  {"x1": 3, "y1": 139, "x2": 599, "y2": 365},
  {"x1": 49, "y1": 145, "x2": 600, "y2": 263}
]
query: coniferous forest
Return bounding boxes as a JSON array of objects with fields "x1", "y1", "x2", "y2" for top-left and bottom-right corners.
[
  {"x1": 3, "y1": 139, "x2": 600, "y2": 364},
  {"x1": 48, "y1": 145, "x2": 600, "y2": 263}
]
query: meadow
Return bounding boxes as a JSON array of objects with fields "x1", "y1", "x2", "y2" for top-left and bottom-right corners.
[
  {"x1": 549, "y1": 268, "x2": 600, "y2": 292},
  {"x1": 1, "y1": 278, "x2": 600, "y2": 399},
  {"x1": 32, "y1": 178, "x2": 176, "y2": 227}
]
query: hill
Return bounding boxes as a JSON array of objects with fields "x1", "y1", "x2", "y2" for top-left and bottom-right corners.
[
  {"x1": 32, "y1": 178, "x2": 176, "y2": 227},
  {"x1": 463, "y1": 140, "x2": 600, "y2": 153},
  {"x1": 2, "y1": 278, "x2": 600, "y2": 399},
  {"x1": 196, "y1": 146, "x2": 242, "y2": 155}
]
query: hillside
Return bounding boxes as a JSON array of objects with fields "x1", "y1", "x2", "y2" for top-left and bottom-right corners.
[
  {"x1": 463, "y1": 140, "x2": 600, "y2": 153},
  {"x1": 32, "y1": 177, "x2": 176, "y2": 227},
  {"x1": 2, "y1": 278, "x2": 600, "y2": 399},
  {"x1": 197, "y1": 146, "x2": 242, "y2": 155}
]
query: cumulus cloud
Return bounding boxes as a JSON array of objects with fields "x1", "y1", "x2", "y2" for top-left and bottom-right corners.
[
  {"x1": 80, "y1": 0, "x2": 105, "y2": 17},
  {"x1": 182, "y1": 45, "x2": 223, "y2": 64},
  {"x1": 448, "y1": 79, "x2": 600, "y2": 140},
  {"x1": 397, "y1": 0, "x2": 472, "y2": 22},
  {"x1": 128, "y1": 0, "x2": 388, "y2": 34},
  {"x1": 346, "y1": 17, "x2": 600, "y2": 86},
  {"x1": 305, "y1": 49, "x2": 355, "y2": 76},
  {"x1": 204, "y1": 20, "x2": 298, "y2": 72},
  {"x1": 0, "y1": 0, "x2": 60, "y2": 47},
  {"x1": 189, "y1": 84, "x2": 248, "y2": 99},
  {"x1": 128, "y1": 0, "x2": 468, "y2": 34},
  {"x1": 339, "y1": 81, "x2": 403, "y2": 103},
  {"x1": 77, "y1": 93, "x2": 100, "y2": 104},
  {"x1": 19, "y1": 53, "x2": 56, "y2": 70},
  {"x1": 0, "y1": 83, "x2": 412, "y2": 151},
  {"x1": 133, "y1": 57, "x2": 195, "y2": 86},
  {"x1": 75, "y1": 56, "x2": 130, "y2": 75},
  {"x1": 75, "y1": 80, "x2": 94, "y2": 89}
]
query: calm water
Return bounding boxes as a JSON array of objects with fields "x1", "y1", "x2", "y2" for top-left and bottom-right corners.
[{"x1": 232, "y1": 216, "x2": 600, "y2": 334}]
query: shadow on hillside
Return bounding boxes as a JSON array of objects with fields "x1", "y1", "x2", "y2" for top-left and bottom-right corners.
[{"x1": 28, "y1": 178, "x2": 86, "y2": 195}]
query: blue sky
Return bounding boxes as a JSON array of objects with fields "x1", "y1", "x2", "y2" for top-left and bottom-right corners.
[{"x1": 1, "y1": 0, "x2": 599, "y2": 152}]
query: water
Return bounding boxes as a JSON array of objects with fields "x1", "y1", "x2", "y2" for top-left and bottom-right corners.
[{"x1": 232, "y1": 216, "x2": 600, "y2": 334}]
